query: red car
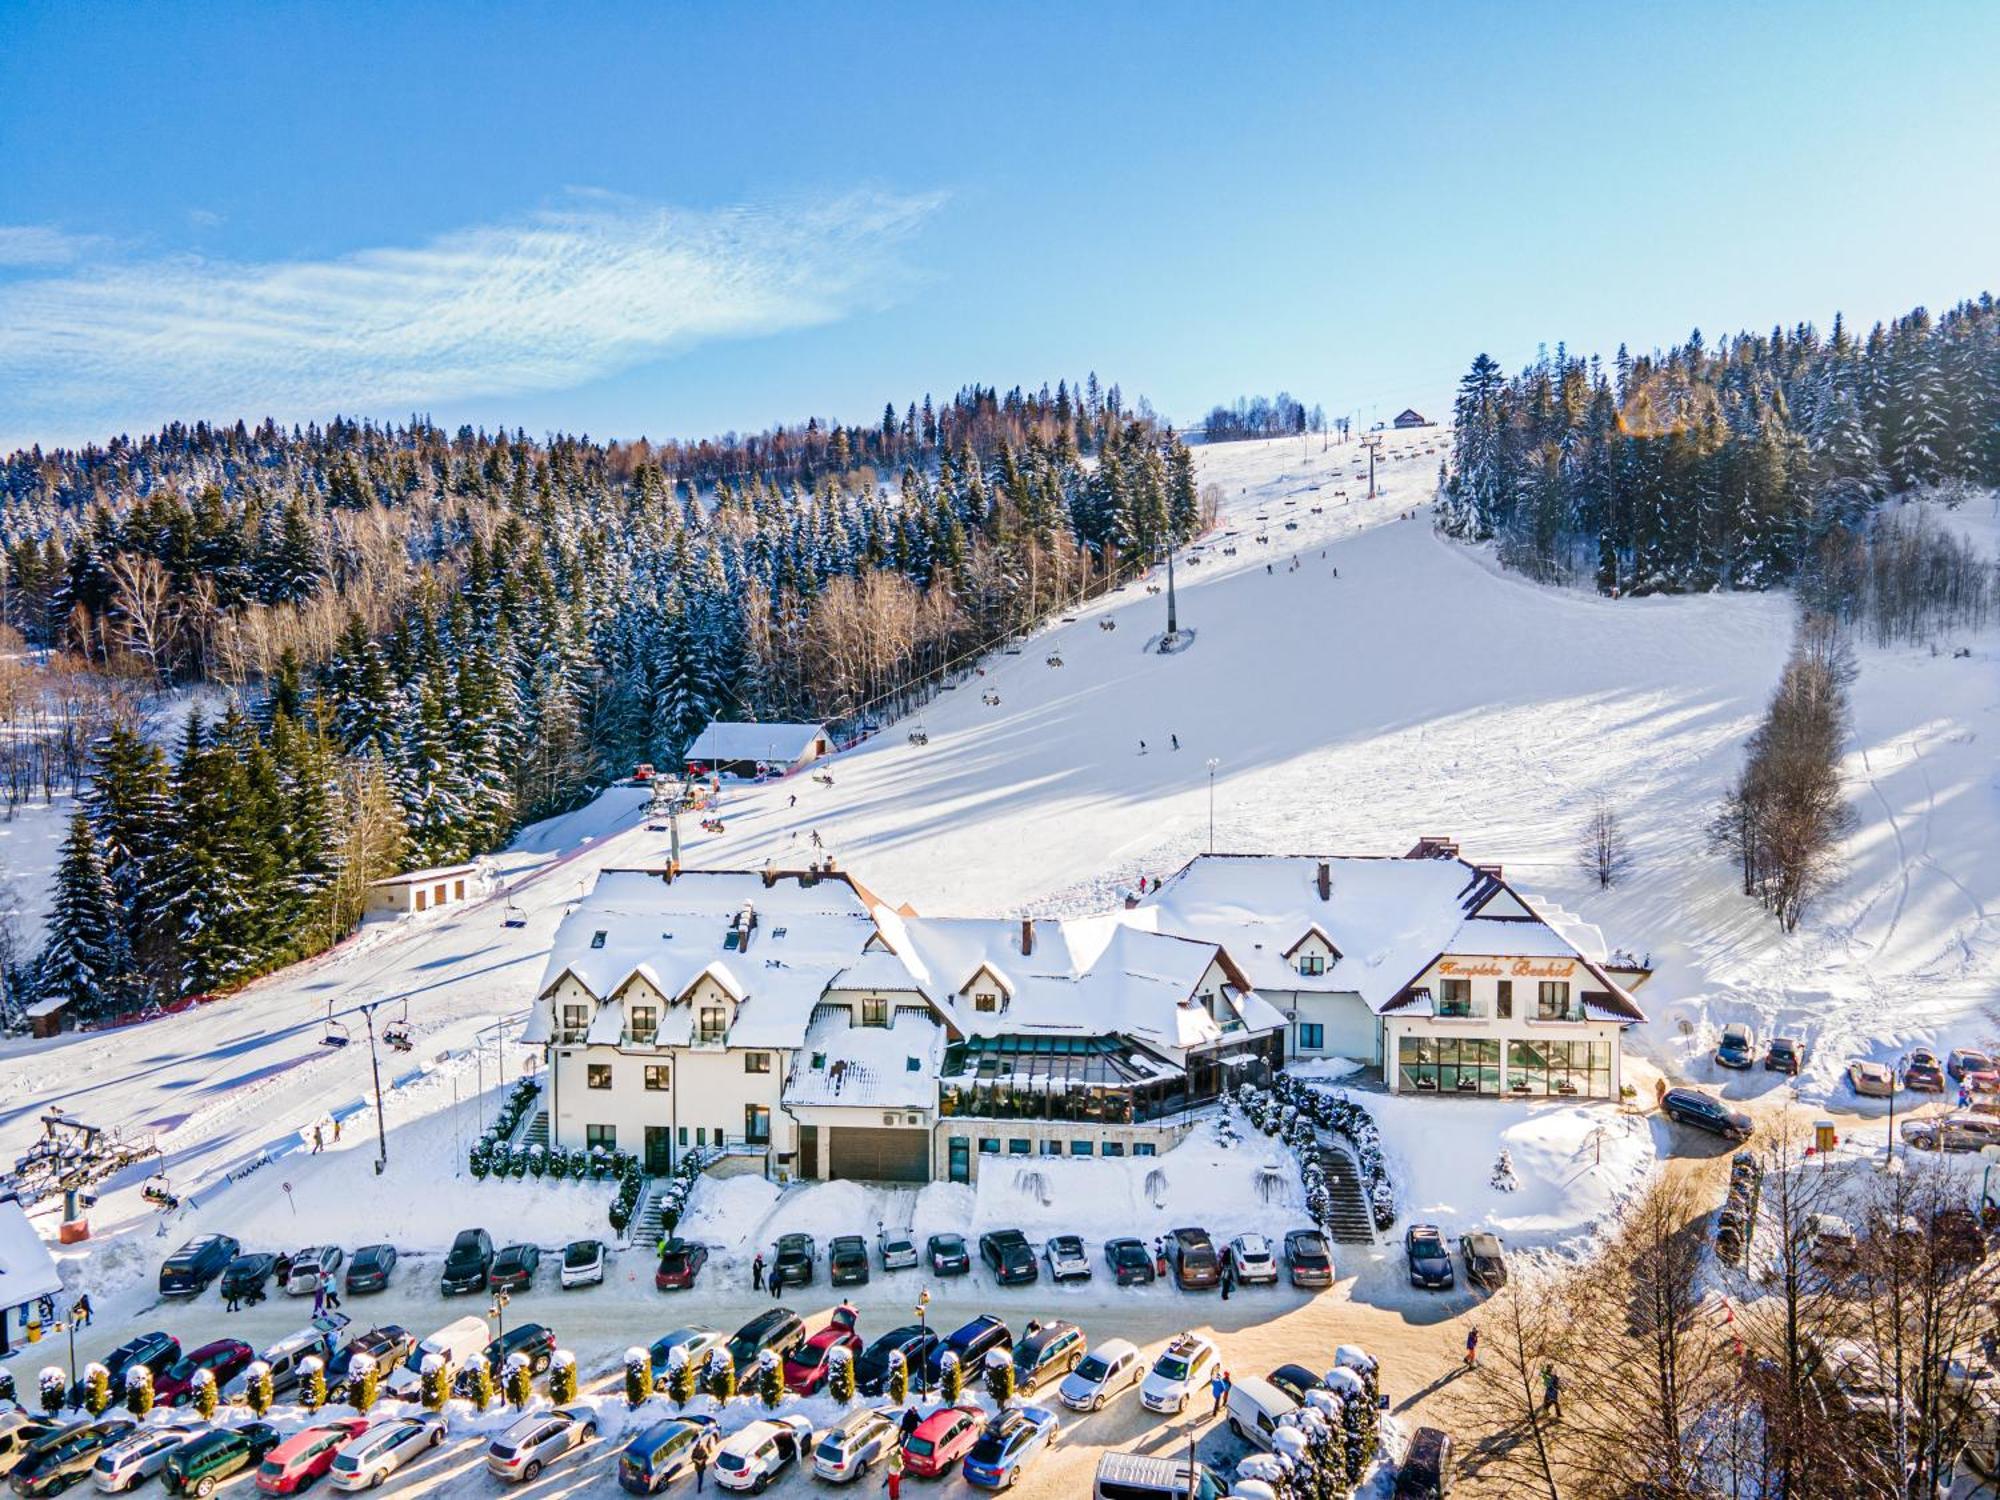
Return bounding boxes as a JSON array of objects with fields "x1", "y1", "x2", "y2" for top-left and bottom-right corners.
[
  {"x1": 654, "y1": 1239, "x2": 709, "y2": 1291},
  {"x1": 900, "y1": 1406, "x2": 985, "y2": 1479},
  {"x1": 156, "y1": 1339, "x2": 256, "y2": 1406},
  {"x1": 255, "y1": 1419, "x2": 371, "y2": 1494},
  {"x1": 782, "y1": 1321, "x2": 863, "y2": 1394}
]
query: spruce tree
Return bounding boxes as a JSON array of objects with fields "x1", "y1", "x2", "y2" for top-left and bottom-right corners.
[{"x1": 40, "y1": 811, "x2": 129, "y2": 1020}]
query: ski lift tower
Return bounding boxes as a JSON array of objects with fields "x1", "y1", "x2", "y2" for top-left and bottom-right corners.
[
  {"x1": 1157, "y1": 541, "x2": 1180, "y2": 653},
  {"x1": 1361, "y1": 433, "x2": 1384, "y2": 499}
]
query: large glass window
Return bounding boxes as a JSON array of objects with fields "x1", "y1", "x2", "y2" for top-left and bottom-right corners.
[
  {"x1": 1398, "y1": 1035, "x2": 1501, "y2": 1094},
  {"x1": 644, "y1": 1065, "x2": 670, "y2": 1091},
  {"x1": 861, "y1": 998, "x2": 889, "y2": 1027},
  {"x1": 1509, "y1": 1039, "x2": 1612, "y2": 1098},
  {"x1": 1298, "y1": 954, "x2": 1326, "y2": 977},
  {"x1": 698, "y1": 1006, "x2": 726, "y2": 1040}
]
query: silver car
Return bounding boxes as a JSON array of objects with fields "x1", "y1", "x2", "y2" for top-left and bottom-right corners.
[
  {"x1": 93, "y1": 1428, "x2": 195, "y2": 1492},
  {"x1": 329, "y1": 1417, "x2": 445, "y2": 1491},
  {"x1": 485, "y1": 1406, "x2": 596, "y2": 1482},
  {"x1": 286, "y1": 1246, "x2": 345, "y2": 1295},
  {"x1": 1937, "y1": 1115, "x2": 2000, "y2": 1153},
  {"x1": 811, "y1": 1408, "x2": 899, "y2": 1484}
]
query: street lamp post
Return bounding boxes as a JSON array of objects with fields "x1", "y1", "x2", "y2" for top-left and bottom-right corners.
[
  {"x1": 1205, "y1": 759, "x2": 1219, "y2": 853},
  {"x1": 361, "y1": 1005, "x2": 389, "y2": 1175},
  {"x1": 489, "y1": 1289, "x2": 510, "y2": 1341},
  {"x1": 914, "y1": 1289, "x2": 931, "y2": 1395}
]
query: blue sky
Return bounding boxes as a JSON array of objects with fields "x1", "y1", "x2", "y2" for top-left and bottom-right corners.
[{"x1": 2, "y1": 0, "x2": 1997, "y2": 450}]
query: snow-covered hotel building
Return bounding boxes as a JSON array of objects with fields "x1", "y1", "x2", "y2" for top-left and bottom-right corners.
[{"x1": 525, "y1": 841, "x2": 1647, "y2": 1183}]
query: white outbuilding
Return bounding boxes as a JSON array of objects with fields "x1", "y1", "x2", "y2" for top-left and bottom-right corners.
[
  {"x1": 367, "y1": 864, "x2": 479, "y2": 916},
  {"x1": 683, "y1": 721, "x2": 831, "y2": 779}
]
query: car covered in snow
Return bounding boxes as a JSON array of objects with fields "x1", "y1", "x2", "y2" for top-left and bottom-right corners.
[
  {"x1": 1458, "y1": 1231, "x2": 1509, "y2": 1289},
  {"x1": 219, "y1": 1254, "x2": 278, "y2": 1304},
  {"x1": 897, "y1": 1407, "x2": 984, "y2": 1480},
  {"x1": 343, "y1": 1244, "x2": 396, "y2": 1295},
  {"x1": 1105, "y1": 1237, "x2": 1155, "y2": 1285},
  {"x1": 782, "y1": 1320, "x2": 862, "y2": 1394},
  {"x1": 646, "y1": 1327, "x2": 725, "y2": 1385},
  {"x1": 725, "y1": 1309, "x2": 806, "y2": 1378},
  {"x1": 810, "y1": 1407, "x2": 899, "y2": 1484},
  {"x1": 1012, "y1": 1321, "x2": 1086, "y2": 1394},
  {"x1": 1058, "y1": 1339, "x2": 1142, "y2": 1412},
  {"x1": 828, "y1": 1235, "x2": 871, "y2": 1286},
  {"x1": 926, "y1": 1233, "x2": 971, "y2": 1277},
  {"x1": 1169, "y1": 1227, "x2": 1220, "y2": 1289},
  {"x1": 1140, "y1": 1332, "x2": 1219, "y2": 1415},
  {"x1": 1763, "y1": 1037, "x2": 1806, "y2": 1076},
  {"x1": 488, "y1": 1243, "x2": 540, "y2": 1292},
  {"x1": 159, "y1": 1236, "x2": 240, "y2": 1298},
  {"x1": 616, "y1": 1417, "x2": 717, "y2": 1495},
  {"x1": 439, "y1": 1227, "x2": 494, "y2": 1295},
  {"x1": 254, "y1": 1419, "x2": 370, "y2": 1495},
  {"x1": 979, "y1": 1228, "x2": 1038, "y2": 1285},
  {"x1": 877, "y1": 1227, "x2": 919, "y2": 1271},
  {"x1": 1904, "y1": 1048, "x2": 1947, "y2": 1092},
  {"x1": 1933, "y1": 1114, "x2": 2000, "y2": 1153},
  {"x1": 1044, "y1": 1234, "x2": 1092, "y2": 1282},
  {"x1": 1950, "y1": 1049, "x2": 2000, "y2": 1090},
  {"x1": 157, "y1": 1340, "x2": 256, "y2": 1406},
  {"x1": 962, "y1": 1405, "x2": 1060, "y2": 1490},
  {"x1": 1404, "y1": 1224, "x2": 1454, "y2": 1290},
  {"x1": 327, "y1": 1417, "x2": 444, "y2": 1492},
  {"x1": 1284, "y1": 1229, "x2": 1334, "y2": 1288},
  {"x1": 1714, "y1": 1023, "x2": 1756, "y2": 1070},
  {"x1": 856, "y1": 1324, "x2": 937, "y2": 1396},
  {"x1": 1227, "y1": 1234, "x2": 1279, "y2": 1285},
  {"x1": 1846, "y1": 1060, "x2": 1895, "y2": 1098},
  {"x1": 91, "y1": 1427, "x2": 194, "y2": 1493},
  {"x1": 1809, "y1": 1213, "x2": 1858, "y2": 1269},
  {"x1": 484, "y1": 1407, "x2": 596, "y2": 1483},
  {"x1": 1661, "y1": 1087, "x2": 1753, "y2": 1142},
  {"x1": 560, "y1": 1238, "x2": 605, "y2": 1288},
  {"x1": 654, "y1": 1239, "x2": 708, "y2": 1291},
  {"x1": 712, "y1": 1415, "x2": 813, "y2": 1493},
  {"x1": 770, "y1": 1233, "x2": 817, "y2": 1289},
  {"x1": 929, "y1": 1314, "x2": 1012, "y2": 1385},
  {"x1": 283, "y1": 1246, "x2": 343, "y2": 1295}
]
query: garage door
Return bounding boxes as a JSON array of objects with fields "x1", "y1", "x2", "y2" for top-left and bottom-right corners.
[{"x1": 828, "y1": 1127, "x2": 929, "y2": 1183}]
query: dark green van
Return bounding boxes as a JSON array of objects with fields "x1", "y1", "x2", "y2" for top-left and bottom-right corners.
[{"x1": 161, "y1": 1424, "x2": 281, "y2": 1497}]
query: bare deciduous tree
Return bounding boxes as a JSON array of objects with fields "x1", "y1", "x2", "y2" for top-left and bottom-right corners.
[{"x1": 1577, "y1": 795, "x2": 1633, "y2": 890}]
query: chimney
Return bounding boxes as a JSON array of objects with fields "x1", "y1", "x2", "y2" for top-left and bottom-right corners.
[
  {"x1": 1020, "y1": 918, "x2": 1034, "y2": 956},
  {"x1": 1476, "y1": 863, "x2": 1503, "y2": 881},
  {"x1": 1316, "y1": 862, "x2": 1331, "y2": 902}
]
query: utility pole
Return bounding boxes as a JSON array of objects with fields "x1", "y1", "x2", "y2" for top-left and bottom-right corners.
[
  {"x1": 362, "y1": 1005, "x2": 388, "y2": 1175},
  {"x1": 1163, "y1": 542, "x2": 1178, "y2": 643},
  {"x1": 1205, "y1": 759, "x2": 1219, "y2": 853},
  {"x1": 1362, "y1": 434, "x2": 1383, "y2": 499}
]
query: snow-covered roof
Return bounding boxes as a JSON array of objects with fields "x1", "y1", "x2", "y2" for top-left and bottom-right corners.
[
  {"x1": 536, "y1": 869, "x2": 880, "y2": 1049},
  {"x1": 784, "y1": 1005, "x2": 944, "y2": 1110},
  {"x1": 23, "y1": 994, "x2": 69, "y2": 1018},
  {"x1": 828, "y1": 952, "x2": 932, "y2": 994},
  {"x1": 0, "y1": 1194, "x2": 61, "y2": 1312},
  {"x1": 368, "y1": 863, "x2": 477, "y2": 887},
  {"x1": 684, "y1": 721, "x2": 826, "y2": 764}
]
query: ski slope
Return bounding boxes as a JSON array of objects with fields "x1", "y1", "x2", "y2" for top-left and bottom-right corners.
[{"x1": 2, "y1": 431, "x2": 1994, "y2": 1244}]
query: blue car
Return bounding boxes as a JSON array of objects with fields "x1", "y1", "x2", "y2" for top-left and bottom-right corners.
[{"x1": 961, "y1": 1405, "x2": 1060, "y2": 1490}]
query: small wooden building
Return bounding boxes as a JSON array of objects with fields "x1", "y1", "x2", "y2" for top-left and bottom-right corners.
[
  {"x1": 684, "y1": 721, "x2": 831, "y2": 779},
  {"x1": 1393, "y1": 408, "x2": 1432, "y2": 429},
  {"x1": 367, "y1": 863, "x2": 478, "y2": 916},
  {"x1": 22, "y1": 994, "x2": 68, "y2": 1039}
]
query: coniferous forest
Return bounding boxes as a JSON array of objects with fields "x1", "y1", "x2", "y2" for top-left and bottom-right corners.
[
  {"x1": 12, "y1": 379, "x2": 1206, "y2": 1018},
  {"x1": 1442, "y1": 294, "x2": 2000, "y2": 625}
]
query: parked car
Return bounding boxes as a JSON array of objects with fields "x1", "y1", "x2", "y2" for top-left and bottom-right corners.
[
  {"x1": 225, "y1": 1323, "x2": 341, "y2": 1402},
  {"x1": 1265, "y1": 1364, "x2": 1327, "y2": 1407},
  {"x1": 782, "y1": 1320, "x2": 862, "y2": 1395},
  {"x1": 1715, "y1": 1023, "x2": 1756, "y2": 1070},
  {"x1": 327, "y1": 1326, "x2": 414, "y2": 1401},
  {"x1": 484, "y1": 1407, "x2": 596, "y2": 1483},
  {"x1": 1846, "y1": 1060, "x2": 1895, "y2": 1098},
  {"x1": 78, "y1": 1333, "x2": 180, "y2": 1407},
  {"x1": 479, "y1": 1323, "x2": 557, "y2": 1381},
  {"x1": 382, "y1": 1316, "x2": 483, "y2": 1400},
  {"x1": 811, "y1": 1408, "x2": 898, "y2": 1484},
  {"x1": 1404, "y1": 1225, "x2": 1455, "y2": 1290},
  {"x1": 15, "y1": 1421, "x2": 137, "y2": 1500},
  {"x1": 1169, "y1": 1228, "x2": 1220, "y2": 1290},
  {"x1": 1, "y1": 1416, "x2": 58, "y2": 1483},
  {"x1": 1905, "y1": 1048, "x2": 1948, "y2": 1092},
  {"x1": 1458, "y1": 1231, "x2": 1508, "y2": 1289},
  {"x1": 156, "y1": 1340, "x2": 256, "y2": 1406},
  {"x1": 159, "y1": 1236, "x2": 239, "y2": 1298},
  {"x1": 1104, "y1": 1237, "x2": 1155, "y2": 1286},
  {"x1": 1058, "y1": 1339, "x2": 1141, "y2": 1413},
  {"x1": 926, "y1": 1233, "x2": 970, "y2": 1277},
  {"x1": 254, "y1": 1419, "x2": 370, "y2": 1495},
  {"x1": 327, "y1": 1417, "x2": 445, "y2": 1492},
  {"x1": 1045, "y1": 1234, "x2": 1092, "y2": 1283},
  {"x1": 653, "y1": 1238, "x2": 708, "y2": 1291},
  {"x1": 1936, "y1": 1114, "x2": 2000, "y2": 1152},
  {"x1": 1012, "y1": 1321, "x2": 1086, "y2": 1394},
  {"x1": 979, "y1": 1229, "x2": 1038, "y2": 1285},
  {"x1": 219, "y1": 1254, "x2": 277, "y2": 1304},
  {"x1": 1762, "y1": 1036, "x2": 1805, "y2": 1075},
  {"x1": 1934, "y1": 1207, "x2": 1985, "y2": 1266},
  {"x1": 1393, "y1": 1426, "x2": 1454, "y2": 1500},
  {"x1": 714, "y1": 1415, "x2": 814, "y2": 1494},
  {"x1": 439, "y1": 1228, "x2": 494, "y2": 1295},
  {"x1": 1950, "y1": 1049, "x2": 2000, "y2": 1090},
  {"x1": 963, "y1": 1405, "x2": 1060, "y2": 1490},
  {"x1": 725, "y1": 1309, "x2": 806, "y2": 1379},
  {"x1": 930, "y1": 1315, "x2": 1012, "y2": 1385},
  {"x1": 559, "y1": 1238, "x2": 605, "y2": 1289},
  {"x1": 856, "y1": 1325, "x2": 938, "y2": 1397},
  {"x1": 1661, "y1": 1087, "x2": 1754, "y2": 1142},
  {"x1": 344, "y1": 1244, "x2": 397, "y2": 1295},
  {"x1": 161, "y1": 1425, "x2": 282, "y2": 1498},
  {"x1": 828, "y1": 1235, "x2": 871, "y2": 1287},
  {"x1": 91, "y1": 1427, "x2": 194, "y2": 1494},
  {"x1": 1809, "y1": 1213, "x2": 1858, "y2": 1269},
  {"x1": 1284, "y1": 1229, "x2": 1334, "y2": 1288},
  {"x1": 1225, "y1": 1374, "x2": 1302, "y2": 1452},
  {"x1": 899, "y1": 1407, "x2": 984, "y2": 1480},
  {"x1": 1140, "y1": 1333, "x2": 1219, "y2": 1415},
  {"x1": 877, "y1": 1227, "x2": 918, "y2": 1271},
  {"x1": 283, "y1": 1246, "x2": 343, "y2": 1296},
  {"x1": 644, "y1": 1327, "x2": 726, "y2": 1386},
  {"x1": 488, "y1": 1243, "x2": 540, "y2": 1293},
  {"x1": 1227, "y1": 1234, "x2": 1279, "y2": 1285},
  {"x1": 616, "y1": 1417, "x2": 717, "y2": 1496},
  {"x1": 770, "y1": 1234, "x2": 816, "y2": 1289}
]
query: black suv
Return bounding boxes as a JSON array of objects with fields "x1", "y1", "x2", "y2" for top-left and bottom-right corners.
[
  {"x1": 469, "y1": 1323, "x2": 557, "y2": 1390},
  {"x1": 725, "y1": 1308, "x2": 806, "y2": 1378},
  {"x1": 1404, "y1": 1224, "x2": 1455, "y2": 1289},
  {"x1": 828, "y1": 1236, "x2": 870, "y2": 1286},
  {"x1": 218, "y1": 1253, "x2": 276, "y2": 1303},
  {"x1": 440, "y1": 1227, "x2": 495, "y2": 1294},
  {"x1": 770, "y1": 1233, "x2": 816, "y2": 1290},
  {"x1": 856, "y1": 1324, "x2": 938, "y2": 1396},
  {"x1": 11, "y1": 1418, "x2": 136, "y2": 1498},
  {"x1": 345, "y1": 1243, "x2": 397, "y2": 1293},
  {"x1": 1661, "y1": 1087, "x2": 1753, "y2": 1142},
  {"x1": 928, "y1": 1314, "x2": 1010, "y2": 1383},
  {"x1": 73, "y1": 1331, "x2": 180, "y2": 1406},
  {"x1": 489, "y1": 1243, "x2": 540, "y2": 1292},
  {"x1": 978, "y1": 1229, "x2": 1038, "y2": 1285},
  {"x1": 158, "y1": 1234, "x2": 239, "y2": 1297}
]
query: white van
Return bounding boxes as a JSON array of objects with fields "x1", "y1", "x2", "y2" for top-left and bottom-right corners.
[
  {"x1": 1226, "y1": 1373, "x2": 1302, "y2": 1451},
  {"x1": 385, "y1": 1314, "x2": 490, "y2": 1397},
  {"x1": 1093, "y1": 1451, "x2": 1227, "y2": 1500}
]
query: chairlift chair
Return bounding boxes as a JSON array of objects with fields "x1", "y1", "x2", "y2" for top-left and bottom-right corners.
[
  {"x1": 321, "y1": 1000, "x2": 351, "y2": 1048},
  {"x1": 382, "y1": 998, "x2": 414, "y2": 1052},
  {"x1": 502, "y1": 898, "x2": 528, "y2": 929}
]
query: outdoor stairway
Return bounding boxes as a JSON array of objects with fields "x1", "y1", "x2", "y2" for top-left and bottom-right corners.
[
  {"x1": 1315, "y1": 1139, "x2": 1376, "y2": 1245},
  {"x1": 519, "y1": 1110, "x2": 549, "y2": 1149},
  {"x1": 630, "y1": 1180, "x2": 666, "y2": 1247}
]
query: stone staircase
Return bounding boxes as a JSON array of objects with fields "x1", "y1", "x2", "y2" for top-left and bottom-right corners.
[
  {"x1": 518, "y1": 1110, "x2": 549, "y2": 1149},
  {"x1": 630, "y1": 1179, "x2": 667, "y2": 1248},
  {"x1": 1314, "y1": 1138, "x2": 1376, "y2": 1245}
]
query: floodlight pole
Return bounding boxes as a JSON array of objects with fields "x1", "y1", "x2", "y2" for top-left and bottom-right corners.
[{"x1": 1205, "y1": 759, "x2": 1219, "y2": 853}]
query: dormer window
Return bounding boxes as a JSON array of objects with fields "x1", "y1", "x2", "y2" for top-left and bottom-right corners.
[
  {"x1": 589, "y1": 930, "x2": 607, "y2": 949},
  {"x1": 1298, "y1": 954, "x2": 1326, "y2": 977},
  {"x1": 975, "y1": 992, "x2": 998, "y2": 1013},
  {"x1": 698, "y1": 1005, "x2": 727, "y2": 1041},
  {"x1": 628, "y1": 1005, "x2": 657, "y2": 1039},
  {"x1": 861, "y1": 997, "x2": 889, "y2": 1027}
]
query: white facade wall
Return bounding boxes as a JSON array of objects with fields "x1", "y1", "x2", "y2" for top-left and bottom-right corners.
[{"x1": 1385, "y1": 953, "x2": 1625, "y2": 1097}]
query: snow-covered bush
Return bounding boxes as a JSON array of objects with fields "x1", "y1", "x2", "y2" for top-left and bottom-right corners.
[
  {"x1": 299, "y1": 1355, "x2": 326, "y2": 1412},
  {"x1": 419, "y1": 1353, "x2": 449, "y2": 1411},
  {"x1": 827, "y1": 1346, "x2": 854, "y2": 1405},
  {"x1": 756, "y1": 1350, "x2": 784, "y2": 1409},
  {"x1": 703, "y1": 1348, "x2": 736, "y2": 1403},
  {"x1": 0, "y1": 1368, "x2": 17, "y2": 1406},
  {"x1": 82, "y1": 1362, "x2": 111, "y2": 1414},
  {"x1": 191, "y1": 1368, "x2": 217, "y2": 1420},
  {"x1": 40, "y1": 1366, "x2": 67, "y2": 1416},
  {"x1": 884, "y1": 1350, "x2": 907, "y2": 1404},
  {"x1": 625, "y1": 1349, "x2": 651, "y2": 1408},
  {"x1": 460, "y1": 1352, "x2": 490, "y2": 1412},
  {"x1": 983, "y1": 1347, "x2": 1014, "y2": 1407},
  {"x1": 665, "y1": 1349, "x2": 697, "y2": 1405},
  {"x1": 244, "y1": 1361, "x2": 273, "y2": 1415},
  {"x1": 1490, "y1": 1148, "x2": 1520, "y2": 1192},
  {"x1": 348, "y1": 1351, "x2": 378, "y2": 1412},
  {"x1": 503, "y1": 1352, "x2": 532, "y2": 1409},
  {"x1": 122, "y1": 1364, "x2": 153, "y2": 1418},
  {"x1": 550, "y1": 1350, "x2": 577, "y2": 1404}
]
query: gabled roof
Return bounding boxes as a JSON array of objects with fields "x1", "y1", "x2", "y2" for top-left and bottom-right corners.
[
  {"x1": 685, "y1": 721, "x2": 826, "y2": 763},
  {"x1": 1281, "y1": 923, "x2": 1342, "y2": 961},
  {"x1": 959, "y1": 962, "x2": 1012, "y2": 997}
]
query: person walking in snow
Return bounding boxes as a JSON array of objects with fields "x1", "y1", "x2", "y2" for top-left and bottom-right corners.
[
  {"x1": 274, "y1": 1252, "x2": 293, "y2": 1289},
  {"x1": 322, "y1": 1271, "x2": 341, "y2": 1311},
  {"x1": 788, "y1": 794, "x2": 796, "y2": 809},
  {"x1": 752, "y1": 1253, "x2": 765, "y2": 1292},
  {"x1": 225, "y1": 1281, "x2": 241, "y2": 1314},
  {"x1": 1220, "y1": 1261, "x2": 1233, "y2": 1301},
  {"x1": 691, "y1": 1431, "x2": 712, "y2": 1492},
  {"x1": 311, "y1": 1124, "x2": 324, "y2": 1154},
  {"x1": 1464, "y1": 1326, "x2": 1480, "y2": 1369},
  {"x1": 1170, "y1": 734, "x2": 1179, "y2": 751},
  {"x1": 72, "y1": 1294, "x2": 92, "y2": 1327},
  {"x1": 886, "y1": 1443, "x2": 906, "y2": 1499},
  {"x1": 1138, "y1": 740, "x2": 1147, "y2": 755},
  {"x1": 1209, "y1": 1368, "x2": 1230, "y2": 1416},
  {"x1": 332, "y1": 1117, "x2": 341, "y2": 1142},
  {"x1": 1542, "y1": 1363, "x2": 1561, "y2": 1419},
  {"x1": 312, "y1": 1279, "x2": 327, "y2": 1317},
  {"x1": 1153, "y1": 1238, "x2": 1168, "y2": 1279}
]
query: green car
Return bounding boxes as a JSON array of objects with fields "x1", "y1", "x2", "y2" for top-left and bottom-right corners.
[{"x1": 161, "y1": 1425, "x2": 282, "y2": 1498}]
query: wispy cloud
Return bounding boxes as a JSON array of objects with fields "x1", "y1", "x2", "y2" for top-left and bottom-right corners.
[
  {"x1": 0, "y1": 225, "x2": 108, "y2": 267},
  {"x1": 0, "y1": 191, "x2": 943, "y2": 448}
]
